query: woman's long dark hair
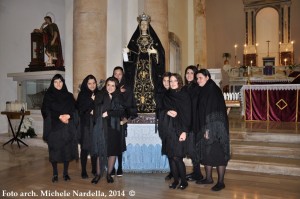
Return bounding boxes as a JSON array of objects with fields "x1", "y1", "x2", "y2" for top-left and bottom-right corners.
[
  {"x1": 184, "y1": 65, "x2": 198, "y2": 85},
  {"x1": 80, "y1": 74, "x2": 98, "y2": 94}
]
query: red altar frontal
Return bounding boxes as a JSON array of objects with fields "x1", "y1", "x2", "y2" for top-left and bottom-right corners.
[{"x1": 241, "y1": 84, "x2": 300, "y2": 122}]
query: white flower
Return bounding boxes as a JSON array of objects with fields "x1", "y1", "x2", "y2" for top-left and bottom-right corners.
[{"x1": 20, "y1": 117, "x2": 34, "y2": 133}]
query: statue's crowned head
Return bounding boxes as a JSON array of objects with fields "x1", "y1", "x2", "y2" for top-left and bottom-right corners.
[{"x1": 137, "y1": 12, "x2": 151, "y2": 24}]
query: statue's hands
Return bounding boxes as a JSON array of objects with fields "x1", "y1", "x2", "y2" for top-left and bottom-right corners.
[
  {"x1": 147, "y1": 47, "x2": 157, "y2": 55},
  {"x1": 123, "y1": 47, "x2": 130, "y2": 53}
]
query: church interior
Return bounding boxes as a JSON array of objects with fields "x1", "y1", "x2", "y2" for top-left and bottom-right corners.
[{"x1": 0, "y1": 0, "x2": 299, "y2": 198}]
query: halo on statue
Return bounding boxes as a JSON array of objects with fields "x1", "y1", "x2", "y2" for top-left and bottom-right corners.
[{"x1": 45, "y1": 11, "x2": 55, "y2": 22}]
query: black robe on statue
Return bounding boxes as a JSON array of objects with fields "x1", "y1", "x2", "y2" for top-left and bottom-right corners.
[
  {"x1": 123, "y1": 24, "x2": 165, "y2": 113},
  {"x1": 162, "y1": 89, "x2": 191, "y2": 158},
  {"x1": 193, "y1": 79, "x2": 230, "y2": 166},
  {"x1": 41, "y1": 76, "x2": 78, "y2": 163}
]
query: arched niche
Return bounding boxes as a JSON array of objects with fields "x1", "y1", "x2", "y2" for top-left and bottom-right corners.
[
  {"x1": 243, "y1": 0, "x2": 293, "y2": 67},
  {"x1": 256, "y1": 7, "x2": 279, "y2": 66}
]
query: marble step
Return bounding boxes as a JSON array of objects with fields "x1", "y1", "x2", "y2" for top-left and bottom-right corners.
[
  {"x1": 228, "y1": 154, "x2": 300, "y2": 176},
  {"x1": 230, "y1": 130, "x2": 300, "y2": 144},
  {"x1": 231, "y1": 141, "x2": 300, "y2": 159}
]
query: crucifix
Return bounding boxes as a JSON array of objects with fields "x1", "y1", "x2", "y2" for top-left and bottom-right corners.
[{"x1": 266, "y1": 40, "x2": 270, "y2": 57}]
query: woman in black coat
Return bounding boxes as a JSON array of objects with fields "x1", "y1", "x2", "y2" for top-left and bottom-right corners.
[
  {"x1": 155, "y1": 72, "x2": 172, "y2": 180},
  {"x1": 162, "y1": 73, "x2": 191, "y2": 190},
  {"x1": 102, "y1": 77, "x2": 126, "y2": 183},
  {"x1": 182, "y1": 65, "x2": 203, "y2": 182},
  {"x1": 76, "y1": 75, "x2": 98, "y2": 179},
  {"x1": 89, "y1": 85, "x2": 110, "y2": 184},
  {"x1": 194, "y1": 69, "x2": 230, "y2": 191},
  {"x1": 41, "y1": 74, "x2": 78, "y2": 183},
  {"x1": 111, "y1": 66, "x2": 137, "y2": 176}
]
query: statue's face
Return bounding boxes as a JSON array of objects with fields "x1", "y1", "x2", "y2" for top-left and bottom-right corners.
[
  {"x1": 140, "y1": 21, "x2": 149, "y2": 32},
  {"x1": 44, "y1": 17, "x2": 51, "y2": 24}
]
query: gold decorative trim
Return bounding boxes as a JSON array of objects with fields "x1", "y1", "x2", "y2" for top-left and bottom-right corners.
[{"x1": 275, "y1": 99, "x2": 288, "y2": 110}]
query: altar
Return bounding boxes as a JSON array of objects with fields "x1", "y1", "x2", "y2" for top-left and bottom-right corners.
[
  {"x1": 122, "y1": 123, "x2": 169, "y2": 173},
  {"x1": 241, "y1": 84, "x2": 300, "y2": 122}
]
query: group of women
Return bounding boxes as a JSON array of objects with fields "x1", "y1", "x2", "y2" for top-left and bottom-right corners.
[
  {"x1": 41, "y1": 65, "x2": 230, "y2": 192},
  {"x1": 41, "y1": 67, "x2": 136, "y2": 185},
  {"x1": 156, "y1": 67, "x2": 230, "y2": 192}
]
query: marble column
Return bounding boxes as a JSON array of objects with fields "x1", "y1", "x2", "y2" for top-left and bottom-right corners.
[
  {"x1": 144, "y1": 0, "x2": 169, "y2": 71},
  {"x1": 194, "y1": 0, "x2": 207, "y2": 68},
  {"x1": 73, "y1": 0, "x2": 107, "y2": 97}
]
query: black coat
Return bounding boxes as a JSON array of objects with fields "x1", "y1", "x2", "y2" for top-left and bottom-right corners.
[
  {"x1": 41, "y1": 77, "x2": 78, "y2": 163},
  {"x1": 105, "y1": 90, "x2": 126, "y2": 156},
  {"x1": 76, "y1": 79, "x2": 97, "y2": 152},
  {"x1": 161, "y1": 89, "x2": 191, "y2": 157},
  {"x1": 194, "y1": 79, "x2": 230, "y2": 165},
  {"x1": 118, "y1": 78, "x2": 138, "y2": 119},
  {"x1": 155, "y1": 87, "x2": 169, "y2": 155}
]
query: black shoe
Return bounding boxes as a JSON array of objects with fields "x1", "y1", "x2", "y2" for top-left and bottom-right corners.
[
  {"x1": 186, "y1": 172, "x2": 203, "y2": 181},
  {"x1": 165, "y1": 172, "x2": 173, "y2": 180},
  {"x1": 81, "y1": 172, "x2": 89, "y2": 179},
  {"x1": 177, "y1": 182, "x2": 188, "y2": 190},
  {"x1": 186, "y1": 172, "x2": 194, "y2": 180},
  {"x1": 187, "y1": 175, "x2": 203, "y2": 181},
  {"x1": 63, "y1": 174, "x2": 71, "y2": 181},
  {"x1": 91, "y1": 175, "x2": 101, "y2": 184},
  {"x1": 111, "y1": 168, "x2": 116, "y2": 176},
  {"x1": 52, "y1": 175, "x2": 58, "y2": 183},
  {"x1": 107, "y1": 174, "x2": 114, "y2": 183},
  {"x1": 211, "y1": 182, "x2": 225, "y2": 191},
  {"x1": 196, "y1": 178, "x2": 214, "y2": 184},
  {"x1": 117, "y1": 168, "x2": 123, "y2": 176},
  {"x1": 169, "y1": 181, "x2": 179, "y2": 189}
]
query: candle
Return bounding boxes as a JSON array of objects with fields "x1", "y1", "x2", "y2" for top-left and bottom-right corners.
[
  {"x1": 284, "y1": 58, "x2": 287, "y2": 66},
  {"x1": 234, "y1": 44, "x2": 238, "y2": 66}
]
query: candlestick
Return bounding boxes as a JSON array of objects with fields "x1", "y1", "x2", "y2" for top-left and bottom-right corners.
[
  {"x1": 291, "y1": 41, "x2": 294, "y2": 64},
  {"x1": 234, "y1": 44, "x2": 238, "y2": 66}
]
